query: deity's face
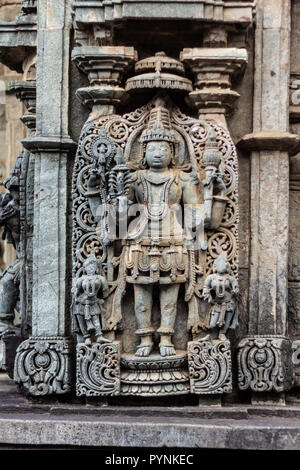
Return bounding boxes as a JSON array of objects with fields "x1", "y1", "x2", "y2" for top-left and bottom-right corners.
[
  {"x1": 84, "y1": 263, "x2": 97, "y2": 276},
  {"x1": 145, "y1": 141, "x2": 172, "y2": 169}
]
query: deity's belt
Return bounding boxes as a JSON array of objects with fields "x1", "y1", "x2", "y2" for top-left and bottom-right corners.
[{"x1": 124, "y1": 238, "x2": 185, "y2": 247}]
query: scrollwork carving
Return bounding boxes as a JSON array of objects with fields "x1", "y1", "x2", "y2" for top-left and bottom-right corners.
[
  {"x1": 76, "y1": 342, "x2": 120, "y2": 396},
  {"x1": 188, "y1": 338, "x2": 232, "y2": 394},
  {"x1": 237, "y1": 336, "x2": 293, "y2": 392},
  {"x1": 14, "y1": 337, "x2": 72, "y2": 396}
]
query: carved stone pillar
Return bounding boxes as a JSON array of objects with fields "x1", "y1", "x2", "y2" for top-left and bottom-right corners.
[
  {"x1": 14, "y1": 0, "x2": 74, "y2": 395},
  {"x1": 237, "y1": 0, "x2": 299, "y2": 399},
  {"x1": 180, "y1": 47, "x2": 247, "y2": 128},
  {"x1": 8, "y1": 79, "x2": 36, "y2": 338}
]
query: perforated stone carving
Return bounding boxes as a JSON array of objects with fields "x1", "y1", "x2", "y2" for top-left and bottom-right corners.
[
  {"x1": 188, "y1": 338, "x2": 232, "y2": 394},
  {"x1": 76, "y1": 341, "x2": 120, "y2": 396}
]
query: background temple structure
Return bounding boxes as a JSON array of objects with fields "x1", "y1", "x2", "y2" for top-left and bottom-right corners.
[{"x1": 0, "y1": 0, "x2": 299, "y2": 451}]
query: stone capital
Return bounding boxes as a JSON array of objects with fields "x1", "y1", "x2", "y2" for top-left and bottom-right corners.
[
  {"x1": 22, "y1": 135, "x2": 77, "y2": 153},
  {"x1": 72, "y1": 46, "x2": 137, "y2": 110},
  {"x1": 238, "y1": 131, "x2": 300, "y2": 156},
  {"x1": 181, "y1": 47, "x2": 247, "y2": 117},
  {"x1": 72, "y1": 46, "x2": 137, "y2": 86}
]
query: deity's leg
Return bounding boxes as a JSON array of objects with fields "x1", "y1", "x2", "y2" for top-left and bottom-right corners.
[
  {"x1": 76, "y1": 315, "x2": 92, "y2": 345},
  {"x1": 134, "y1": 284, "x2": 154, "y2": 357},
  {"x1": 93, "y1": 315, "x2": 111, "y2": 343},
  {"x1": 218, "y1": 309, "x2": 234, "y2": 340},
  {"x1": 158, "y1": 283, "x2": 180, "y2": 357}
]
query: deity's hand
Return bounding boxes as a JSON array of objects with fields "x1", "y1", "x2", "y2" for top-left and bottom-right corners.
[
  {"x1": 117, "y1": 195, "x2": 128, "y2": 214},
  {"x1": 87, "y1": 171, "x2": 99, "y2": 189},
  {"x1": 203, "y1": 290, "x2": 212, "y2": 303}
]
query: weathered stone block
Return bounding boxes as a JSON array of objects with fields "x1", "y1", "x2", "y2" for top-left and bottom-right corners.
[
  {"x1": 14, "y1": 336, "x2": 72, "y2": 396},
  {"x1": 188, "y1": 339, "x2": 232, "y2": 394},
  {"x1": 76, "y1": 341, "x2": 120, "y2": 396},
  {"x1": 237, "y1": 335, "x2": 293, "y2": 392}
]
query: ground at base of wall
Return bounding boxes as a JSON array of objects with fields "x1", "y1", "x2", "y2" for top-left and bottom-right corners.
[{"x1": 1, "y1": 373, "x2": 300, "y2": 450}]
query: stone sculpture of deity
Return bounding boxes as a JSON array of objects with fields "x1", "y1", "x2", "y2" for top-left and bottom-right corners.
[
  {"x1": 202, "y1": 253, "x2": 239, "y2": 340},
  {"x1": 103, "y1": 99, "x2": 226, "y2": 358},
  {"x1": 72, "y1": 253, "x2": 111, "y2": 345}
]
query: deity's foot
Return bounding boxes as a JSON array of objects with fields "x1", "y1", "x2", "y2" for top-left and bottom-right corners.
[
  {"x1": 96, "y1": 335, "x2": 112, "y2": 344},
  {"x1": 159, "y1": 343, "x2": 176, "y2": 357},
  {"x1": 84, "y1": 337, "x2": 92, "y2": 345},
  {"x1": 135, "y1": 343, "x2": 153, "y2": 357},
  {"x1": 218, "y1": 333, "x2": 227, "y2": 341},
  {"x1": 200, "y1": 334, "x2": 211, "y2": 342}
]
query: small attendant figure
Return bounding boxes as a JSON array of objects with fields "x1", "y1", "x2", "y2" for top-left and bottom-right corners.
[
  {"x1": 203, "y1": 253, "x2": 239, "y2": 341},
  {"x1": 72, "y1": 253, "x2": 111, "y2": 345}
]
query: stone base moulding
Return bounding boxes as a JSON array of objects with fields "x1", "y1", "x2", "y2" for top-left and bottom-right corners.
[
  {"x1": 188, "y1": 338, "x2": 232, "y2": 394},
  {"x1": 76, "y1": 341, "x2": 120, "y2": 396},
  {"x1": 14, "y1": 336, "x2": 72, "y2": 396},
  {"x1": 237, "y1": 335, "x2": 293, "y2": 393}
]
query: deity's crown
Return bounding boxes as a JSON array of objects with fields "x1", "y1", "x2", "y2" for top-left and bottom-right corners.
[
  {"x1": 140, "y1": 100, "x2": 176, "y2": 144},
  {"x1": 83, "y1": 253, "x2": 99, "y2": 270}
]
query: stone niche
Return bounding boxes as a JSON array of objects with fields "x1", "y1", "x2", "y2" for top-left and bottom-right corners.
[
  {"x1": 70, "y1": 48, "x2": 241, "y2": 399},
  {"x1": 3, "y1": 0, "x2": 299, "y2": 408}
]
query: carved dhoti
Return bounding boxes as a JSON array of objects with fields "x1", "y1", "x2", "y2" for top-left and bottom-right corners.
[{"x1": 124, "y1": 239, "x2": 188, "y2": 285}]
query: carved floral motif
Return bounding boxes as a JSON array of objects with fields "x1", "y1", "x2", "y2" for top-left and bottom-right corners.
[
  {"x1": 188, "y1": 339, "x2": 232, "y2": 394},
  {"x1": 237, "y1": 336, "x2": 293, "y2": 392},
  {"x1": 14, "y1": 337, "x2": 72, "y2": 395},
  {"x1": 76, "y1": 342, "x2": 120, "y2": 396}
]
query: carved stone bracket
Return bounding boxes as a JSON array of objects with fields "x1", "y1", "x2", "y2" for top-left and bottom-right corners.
[
  {"x1": 237, "y1": 131, "x2": 300, "y2": 157},
  {"x1": 76, "y1": 341, "x2": 120, "y2": 396},
  {"x1": 8, "y1": 80, "x2": 36, "y2": 131},
  {"x1": 180, "y1": 48, "x2": 247, "y2": 119},
  {"x1": 237, "y1": 336, "x2": 293, "y2": 393},
  {"x1": 14, "y1": 337, "x2": 72, "y2": 396},
  {"x1": 188, "y1": 339, "x2": 232, "y2": 394}
]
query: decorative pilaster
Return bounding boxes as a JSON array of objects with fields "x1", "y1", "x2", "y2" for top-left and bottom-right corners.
[
  {"x1": 8, "y1": 80, "x2": 36, "y2": 339},
  {"x1": 180, "y1": 47, "x2": 247, "y2": 127},
  {"x1": 13, "y1": 0, "x2": 74, "y2": 395},
  {"x1": 237, "y1": 0, "x2": 296, "y2": 396}
]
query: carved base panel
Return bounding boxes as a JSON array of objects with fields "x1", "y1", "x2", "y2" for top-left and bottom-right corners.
[
  {"x1": 14, "y1": 337, "x2": 72, "y2": 396},
  {"x1": 120, "y1": 352, "x2": 190, "y2": 396},
  {"x1": 76, "y1": 342, "x2": 120, "y2": 396},
  {"x1": 237, "y1": 335, "x2": 293, "y2": 392},
  {"x1": 188, "y1": 339, "x2": 232, "y2": 394}
]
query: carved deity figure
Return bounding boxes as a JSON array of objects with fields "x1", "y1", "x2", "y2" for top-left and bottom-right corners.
[
  {"x1": 72, "y1": 253, "x2": 111, "y2": 345},
  {"x1": 202, "y1": 253, "x2": 239, "y2": 340},
  {"x1": 0, "y1": 159, "x2": 21, "y2": 332},
  {"x1": 84, "y1": 98, "x2": 230, "y2": 359},
  {"x1": 111, "y1": 101, "x2": 208, "y2": 358}
]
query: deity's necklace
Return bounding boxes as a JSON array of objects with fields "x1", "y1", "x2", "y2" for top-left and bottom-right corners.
[{"x1": 141, "y1": 172, "x2": 174, "y2": 221}]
